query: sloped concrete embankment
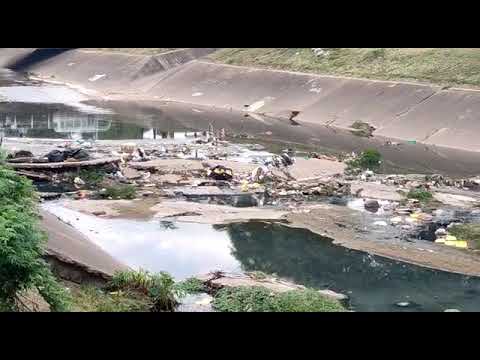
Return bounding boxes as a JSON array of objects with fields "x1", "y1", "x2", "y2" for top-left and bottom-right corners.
[
  {"x1": 40, "y1": 210, "x2": 128, "y2": 285},
  {"x1": 1, "y1": 48, "x2": 219, "y2": 95},
  {"x1": 0, "y1": 48, "x2": 37, "y2": 67},
  {"x1": 2, "y1": 49, "x2": 480, "y2": 152},
  {"x1": 143, "y1": 61, "x2": 480, "y2": 152}
]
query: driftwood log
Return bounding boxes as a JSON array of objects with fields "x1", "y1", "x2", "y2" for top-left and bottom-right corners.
[
  {"x1": 15, "y1": 170, "x2": 51, "y2": 181},
  {"x1": 9, "y1": 157, "x2": 121, "y2": 170}
]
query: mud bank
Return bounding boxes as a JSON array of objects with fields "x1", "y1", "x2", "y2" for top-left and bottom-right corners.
[
  {"x1": 286, "y1": 206, "x2": 480, "y2": 277},
  {"x1": 45, "y1": 198, "x2": 480, "y2": 277},
  {"x1": 2, "y1": 48, "x2": 480, "y2": 153}
]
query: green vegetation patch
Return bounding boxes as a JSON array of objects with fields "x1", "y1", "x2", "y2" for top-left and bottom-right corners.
[
  {"x1": 101, "y1": 184, "x2": 136, "y2": 200},
  {"x1": 209, "y1": 48, "x2": 480, "y2": 88},
  {"x1": 448, "y1": 224, "x2": 480, "y2": 249},
  {"x1": 346, "y1": 149, "x2": 382, "y2": 170},
  {"x1": 407, "y1": 188, "x2": 433, "y2": 202},
  {"x1": 0, "y1": 165, "x2": 70, "y2": 311},
  {"x1": 350, "y1": 121, "x2": 375, "y2": 137},
  {"x1": 212, "y1": 286, "x2": 345, "y2": 312},
  {"x1": 110, "y1": 270, "x2": 180, "y2": 311},
  {"x1": 174, "y1": 277, "x2": 207, "y2": 294},
  {"x1": 86, "y1": 48, "x2": 180, "y2": 55},
  {"x1": 69, "y1": 285, "x2": 150, "y2": 312},
  {"x1": 66, "y1": 168, "x2": 106, "y2": 188}
]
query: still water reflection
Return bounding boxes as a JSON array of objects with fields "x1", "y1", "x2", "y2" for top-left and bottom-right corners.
[{"x1": 40, "y1": 203, "x2": 480, "y2": 312}]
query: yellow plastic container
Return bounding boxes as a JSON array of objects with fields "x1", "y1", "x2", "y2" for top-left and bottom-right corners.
[{"x1": 444, "y1": 240, "x2": 468, "y2": 249}]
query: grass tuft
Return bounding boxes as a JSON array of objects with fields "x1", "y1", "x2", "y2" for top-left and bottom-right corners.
[
  {"x1": 209, "y1": 48, "x2": 480, "y2": 88},
  {"x1": 101, "y1": 184, "x2": 136, "y2": 200},
  {"x1": 212, "y1": 286, "x2": 345, "y2": 312},
  {"x1": 407, "y1": 188, "x2": 433, "y2": 202}
]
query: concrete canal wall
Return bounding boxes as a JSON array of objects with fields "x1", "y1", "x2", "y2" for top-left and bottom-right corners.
[{"x1": 1, "y1": 48, "x2": 480, "y2": 152}]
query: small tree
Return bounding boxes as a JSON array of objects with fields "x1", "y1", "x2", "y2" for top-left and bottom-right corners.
[
  {"x1": 347, "y1": 149, "x2": 382, "y2": 171},
  {"x1": 0, "y1": 166, "x2": 70, "y2": 311}
]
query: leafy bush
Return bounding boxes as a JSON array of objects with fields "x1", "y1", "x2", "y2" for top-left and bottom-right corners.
[
  {"x1": 448, "y1": 224, "x2": 480, "y2": 249},
  {"x1": 174, "y1": 277, "x2": 207, "y2": 294},
  {"x1": 350, "y1": 121, "x2": 375, "y2": 137},
  {"x1": 347, "y1": 149, "x2": 382, "y2": 170},
  {"x1": 212, "y1": 286, "x2": 345, "y2": 312},
  {"x1": 407, "y1": 188, "x2": 433, "y2": 202},
  {"x1": 67, "y1": 169, "x2": 105, "y2": 188},
  {"x1": 0, "y1": 165, "x2": 70, "y2": 311},
  {"x1": 101, "y1": 185, "x2": 136, "y2": 200}
]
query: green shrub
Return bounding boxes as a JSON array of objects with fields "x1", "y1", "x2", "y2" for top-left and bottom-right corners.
[
  {"x1": 174, "y1": 277, "x2": 207, "y2": 294},
  {"x1": 102, "y1": 184, "x2": 136, "y2": 200},
  {"x1": 347, "y1": 149, "x2": 382, "y2": 170},
  {"x1": 0, "y1": 165, "x2": 70, "y2": 311},
  {"x1": 212, "y1": 286, "x2": 345, "y2": 312},
  {"x1": 407, "y1": 188, "x2": 433, "y2": 202},
  {"x1": 448, "y1": 224, "x2": 480, "y2": 249},
  {"x1": 350, "y1": 121, "x2": 375, "y2": 137},
  {"x1": 110, "y1": 269, "x2": 153, "y2": 294},
  {"x1": 68, "y1": 169, "x2": 105, "y2": 187}
]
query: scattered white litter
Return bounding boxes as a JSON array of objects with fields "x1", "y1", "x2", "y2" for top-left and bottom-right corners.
[
  {"x1": 247, "y1": 100, "x2": 266, "y2": 112},
  {"x1": 88, "y1": 74, "x2": 106, "y2": 82},
  {"x1": 309, "y1": 87, "x2": 322, "y2": 94},
  {"x1": 67, "y1": 62, "x2": 76, "y2": 67},
  {"x1": 192, "y1": 92, "x2": 203, "y2": 97}
]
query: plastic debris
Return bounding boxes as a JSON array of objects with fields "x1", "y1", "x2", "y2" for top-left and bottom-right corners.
[
  {"x1": 74, "y1": 177, "x2": 85, "y2": 186},
  {"x1": 390, "y1": 216, "x2": 403, "y2": 224},
  {"x1": 207, "y1": 165, "x2": 233, "y2": 181}
]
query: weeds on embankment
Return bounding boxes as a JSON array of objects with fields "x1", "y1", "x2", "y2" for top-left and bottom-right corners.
[
  {"x1": 346, "y1": 149, "x2": 382, "y2": 172},
  {"x1": 212, "y1": 286, "x2": 346, "y2": 312},
  {"x1": 209, "y1": 48, "x2": 480, "y2": 88},
  {"x1": 109, "y1": 270, "x2": 180, "y2": 311}
]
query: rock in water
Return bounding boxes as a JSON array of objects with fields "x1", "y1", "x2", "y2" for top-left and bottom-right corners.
[
  {"x1": 364, "y1": 199, "x2": 380, "y2": 212},
  {"x1": 47, "y1": 150, "x2": 65, "y2": 163},
  {"x1": 12, "y1": 150, "x2": 34, "y2": 158}
]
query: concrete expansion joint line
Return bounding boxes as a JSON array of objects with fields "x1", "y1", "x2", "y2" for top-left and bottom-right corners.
[{"x1": 395, "y1": 90, "x2": 441, "y2": 118}]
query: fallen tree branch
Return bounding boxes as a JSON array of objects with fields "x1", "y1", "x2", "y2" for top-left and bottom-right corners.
[
  {"x1": 15, "y1": 170, "x2": 51, "y2": 181},
  {"x1": 10, "y1": 157, "x2": 121, "y2": 170}
]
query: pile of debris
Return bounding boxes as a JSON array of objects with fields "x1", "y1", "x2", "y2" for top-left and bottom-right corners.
[{"x1": 379, "y1": 174, "x2": 480, "y2": 192}]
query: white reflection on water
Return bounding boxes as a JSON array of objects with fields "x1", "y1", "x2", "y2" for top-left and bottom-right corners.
[{"x1": 42, "y1": 202, "x2": 242, "y2": 279}]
